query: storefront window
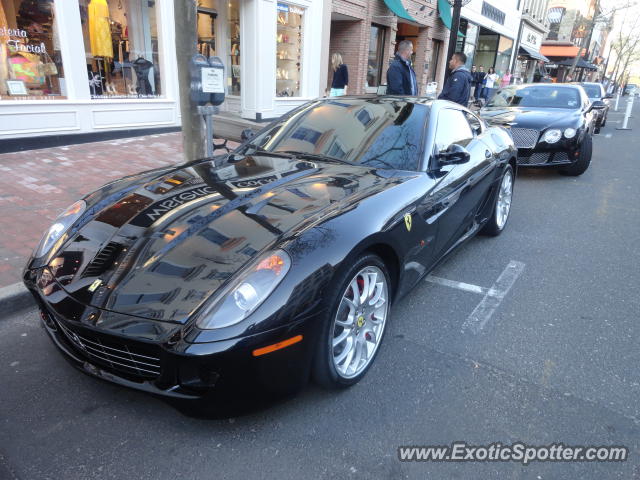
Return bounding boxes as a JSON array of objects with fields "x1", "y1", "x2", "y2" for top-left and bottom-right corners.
[
  {"x1": 276, "y1": 2, "x2": 303, "y2": 97},
  {"x1": 495, "y1": 36, "x2": 512, "y2": 75},
  {"x1": 227, "y1": 0, "x2": 240, "y2": 95},
  {"x1": 1, "y1": 0, "x2": 66, "y2": 100},
  {"x1": 429, "y1": 39, "x2": 442, "y2": 83},
  {"x1": 78, "y1": 0, "x2": 162, "y2": 99},
  {"x1": 367, "y1": 24, "x2": 386, "y2": 88}
]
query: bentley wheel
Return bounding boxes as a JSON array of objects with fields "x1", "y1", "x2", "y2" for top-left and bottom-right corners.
[
  {"x1": 481, "y1": 164, "x2": 513, "y2": 237},
  {"x1": 560, "y1": 134, "x2": 592, "y2": 176},
  {"x1": 312, "y1": 254, "x2": 391, "y2": 388}
]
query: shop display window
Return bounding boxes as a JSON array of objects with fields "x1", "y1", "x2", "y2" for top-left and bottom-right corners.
[
  {"x1": 367, "y1": 24, "x2": 386, "y2": 88},
  {"x1": 276, "y1": 2, "x2": 303, "y2": 97},
  {"x1": 227, "y1": 0, "x2": 239, "y2": 95},
  {"x1": 1, "y1": 0, "x2": 66, "y2": 100},
  {"x1": 78, "y1": 0, "x2": 162, "y2": 99}
]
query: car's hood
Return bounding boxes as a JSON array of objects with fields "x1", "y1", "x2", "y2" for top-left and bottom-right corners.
[
  {"x1": 480, "y1": 107, "x2": 581, "y2": 130},
  {"x1": 38, "y1": 154, "x2": 407, "y2": 323}
]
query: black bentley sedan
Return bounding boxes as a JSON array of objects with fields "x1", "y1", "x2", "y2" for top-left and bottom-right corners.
[
  {"x1": 24, "y1": 96, "x2": 516, "y2": 402},
  {"x1": 480, "y1": 84, "x2": 603, "y2": 176},
  {"x1": 575, "y1": 82, "x2": 611, "y2": 132}
]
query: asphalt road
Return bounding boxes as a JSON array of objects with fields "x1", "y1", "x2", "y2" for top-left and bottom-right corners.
[{"x1": 2, "y1": 102, "x2": 640, "y2": 479}]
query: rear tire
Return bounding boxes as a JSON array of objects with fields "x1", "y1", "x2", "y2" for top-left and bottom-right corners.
[
  {"x1": 481, "y1": 164, "x2": 514, "y2": 237},
  {"x1": 312, "y1": 254, "x2": 391, "y2": 389},
  {"x1": 559, "y1": 134, "x2": 592, "y2": 176}
]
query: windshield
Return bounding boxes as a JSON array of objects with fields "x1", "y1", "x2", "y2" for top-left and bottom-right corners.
[
  {"x1": 580, "y1": 84, "x2": 602, "y2": 98},
  {"x1": 487, "y1": 86, "x2": 581, "y2": 109},
  {"x1": 238, "y1": 98, "x2": 429, "y2": 171}
]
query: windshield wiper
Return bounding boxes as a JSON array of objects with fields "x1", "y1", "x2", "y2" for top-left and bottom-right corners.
[{"x1": 276, "y1": 151, "x2": 354, "y2": 166}]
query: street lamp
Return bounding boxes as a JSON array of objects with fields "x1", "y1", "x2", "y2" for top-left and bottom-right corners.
[{"x1": 445, "y1": 0, "x2": 472, "y2": 80}]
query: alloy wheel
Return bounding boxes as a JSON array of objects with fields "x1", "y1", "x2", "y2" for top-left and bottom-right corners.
[{"x1": 331, "y1": 266, "x2": 389, "y2": 379}]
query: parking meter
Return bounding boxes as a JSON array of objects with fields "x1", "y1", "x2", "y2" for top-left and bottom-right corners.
[
  {"x1": 206, "y1": 56, "x2": 225, "y2": 106},
  {"x1": 189, "y1": 54, "x2": 211, "y2": 105},
  {"x1": 189, "y1": 55, "x2": 225, "y2": 105}
]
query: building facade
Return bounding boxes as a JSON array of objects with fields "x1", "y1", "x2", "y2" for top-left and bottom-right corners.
[
  {"x1": 454, "y1": 0, "x2": 522, "y2": 77},
  {"x1": 0, "y1": 0, "x2": 327, "y2": 141},
  {"x1": 511, "y1": 0, "x2": 550, "y2": 83},
  {"x1": 325, "y1": 0, "x2": 449, "y2": 97}
]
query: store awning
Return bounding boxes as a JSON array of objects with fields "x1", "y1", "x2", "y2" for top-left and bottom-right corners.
[
  {"x1": 555, "y1": 58, "x2": 598, "y2": 70},
  {"x1": 519, "y1": 45, "x2": 549, "y2": 62},
  {"x1": 437, "y1": 0, "x2": 464, "y2": 37},
  {"x1": 383, "y1": 0, "x2": 417, "y2": 22},
  {"x1": 540, "y1": 45, "x2": 580, "y2": 57}
]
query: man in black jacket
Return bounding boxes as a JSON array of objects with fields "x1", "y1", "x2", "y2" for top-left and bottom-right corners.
[
  {"x1": 438, "y1": 52, "x2": 473, "y2": 106},
  {"x1": 386, "y1": 40, "x2": 417, "y2": 95}
]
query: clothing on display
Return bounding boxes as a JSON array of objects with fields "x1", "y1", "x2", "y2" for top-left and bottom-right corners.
[
  {"x1": 88, "y1": 0, "x2": 113, "y2": 58},
  {"x1": 133, "y1": 57, "x2": 154, "y2": 95}
]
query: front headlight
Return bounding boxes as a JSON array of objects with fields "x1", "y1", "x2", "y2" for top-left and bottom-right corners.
[
  {"x1": 564, "y1": 128, "x2": 577, "y2": 139},
  {"x1": 34, "y1": 200, "x2": 86, "y2": 258},
  {"x1": 541, "y1": 129, "x2": 562, "y2": 143},
  {"x1": 196, "y1": 250, "x2": 292, "y2": 329}
]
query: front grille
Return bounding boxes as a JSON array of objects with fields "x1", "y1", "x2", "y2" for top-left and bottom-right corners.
[
  {"x1": 57, "y1": 322, "x2": 161, "y2": 379},
  {"x1": 551, "y1": 151, "x2": 570, "y2": 163},
  {"x1": 518, "y1": 151, "x2": 571, "y2": 166},
  {"x1": 511, "y1": 128, "x2": 540, "y2": 148},
  {"x1": 519, "y1": 152, "x2": 550, "y2": 165},
  {"x1": 82, "y1": 242, "x2": 123, "y2": 278}
]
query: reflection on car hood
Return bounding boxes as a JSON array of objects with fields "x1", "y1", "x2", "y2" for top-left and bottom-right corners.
[
  {"x1": 480, "y1": 107, "x2": 580, "y2": 130},
  {"x1": 41, "y1": 154, "x2": 408, "y2": 323}
]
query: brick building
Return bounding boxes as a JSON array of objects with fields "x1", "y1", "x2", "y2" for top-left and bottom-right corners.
[{"x1": 324, "y1": 0, "x2": 450, "y2": 96}]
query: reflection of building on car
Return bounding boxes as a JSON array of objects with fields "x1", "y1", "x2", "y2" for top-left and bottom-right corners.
[
  {"x1": 25, "y1": 96, "x2": 517, "y2": 407},
  {"x1": 480, "y1": 84, "x2": 603, "y2": 176}
]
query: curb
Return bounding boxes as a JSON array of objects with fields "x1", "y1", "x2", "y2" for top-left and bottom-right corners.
[{"x1": 0, "y1": 283, "x2": 35, "y2": 317}]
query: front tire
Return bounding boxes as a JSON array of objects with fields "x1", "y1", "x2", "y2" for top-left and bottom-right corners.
[
  {"x1": 560, "y1": 134, "x2": 592, "y2": 176},
  {"x1": 312, "y1": 254, "x2": 391, "y2": 389},
  {"x1": 481, "y1": 164, "x2": 514, "y2": 236}
]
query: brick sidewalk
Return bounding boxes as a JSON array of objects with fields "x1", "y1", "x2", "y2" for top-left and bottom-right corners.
[{"x1": 0, "y1": 133, "x2": 236, "y2": 288}]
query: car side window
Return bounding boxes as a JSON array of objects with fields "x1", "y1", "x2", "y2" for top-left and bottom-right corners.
[
  {"x1": 434, "y1": 109, "x2": 474, "y2": 153},
  {"x1": 464, "y1": 112, "x2": 483, "y2": 136}
]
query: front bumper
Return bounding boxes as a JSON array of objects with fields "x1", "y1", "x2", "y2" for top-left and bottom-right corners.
[{"x1": 28, "y1": 284, "x2": 320, "y2": 400}]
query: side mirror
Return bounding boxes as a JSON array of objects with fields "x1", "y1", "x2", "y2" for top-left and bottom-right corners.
[
  {"x1": 604, "y1": 93, "x2": 614, "y2": 99},
  {"x1": 437, "y1": 144, "x2": 470, "y2": 165},
  {"x1": 241, "y1": 128, "x2": 257, "y2": 141},
  {"x1": 589, "y1": 100, "x2": 606, "y2": 111}
]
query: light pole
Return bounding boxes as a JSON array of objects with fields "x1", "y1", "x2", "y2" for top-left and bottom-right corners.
[{"x1": 444, "y1": 0, "x2": 472, "y2": 80}]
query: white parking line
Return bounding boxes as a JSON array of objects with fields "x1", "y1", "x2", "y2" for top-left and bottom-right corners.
[
  {"x1": 605, "y1": 133, "x2": 613, "y2": 138},
  {"x1": 425, "y1": 275, "x2": 488, "y2": 295},
  {"x1": 461, "y1": 261, "x2": 526, "y2": 334}
]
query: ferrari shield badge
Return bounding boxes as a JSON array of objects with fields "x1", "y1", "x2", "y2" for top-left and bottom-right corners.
[
  {"x1": 404, "y1": 212, "x2": 412, "y2": 232},
  {"x1": 88, "y1": 279, "x2": 103, "y2": 292}
]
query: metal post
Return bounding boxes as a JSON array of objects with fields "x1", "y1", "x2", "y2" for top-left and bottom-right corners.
[
  {"x1": 615, "y1": 91, "x2": 620, "y2": 111},
  {"x1": 197, "y1": 105, "x2": 219, "y2": 157},
  {"x1": 617, "y1": 96, "x2": 633, "y2": 130}
]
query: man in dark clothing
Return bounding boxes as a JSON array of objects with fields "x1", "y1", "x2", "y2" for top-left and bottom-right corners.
[
  {"x1": 386, "y1": 40, "x2": 418, "y2": 95},
  {"x1": 474, "y1": 65, "x2": 486, "y2": 100},
  {"x1": 438, "y1": 52, "x2": 473, "y2": 106}
]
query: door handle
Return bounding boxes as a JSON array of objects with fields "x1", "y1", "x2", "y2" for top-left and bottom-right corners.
[{"x1": 485, "y1": 150, "x2": 492, "y2": 159}]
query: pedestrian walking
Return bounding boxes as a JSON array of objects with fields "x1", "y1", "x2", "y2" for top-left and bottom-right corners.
[
  {"x1": 330, "y1": 53, "x2": 348, "y2": 97},
  {"x1": 483, "y1": 67, "x2": 499, "y2": 101},
  {"x1": 386, "y1": 40, "x2": 417, "y2": 96},
  {"x1": 500, "y1": 69, "x2": 512, "y2": 88},
  {"x1": 474, "y1": 65, "x2": 486, "y2": 100},
  {"x1": 438, "y1": 52, "x2": 473, "y2": 106}
]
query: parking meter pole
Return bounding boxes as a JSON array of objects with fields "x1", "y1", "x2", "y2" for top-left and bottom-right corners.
[
  {"x1": 617, "y1": 96, "x2": 633, "y2": 130},
  {"x1": 197, "y1": 105, "x2": 218, "y2": 157}
]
